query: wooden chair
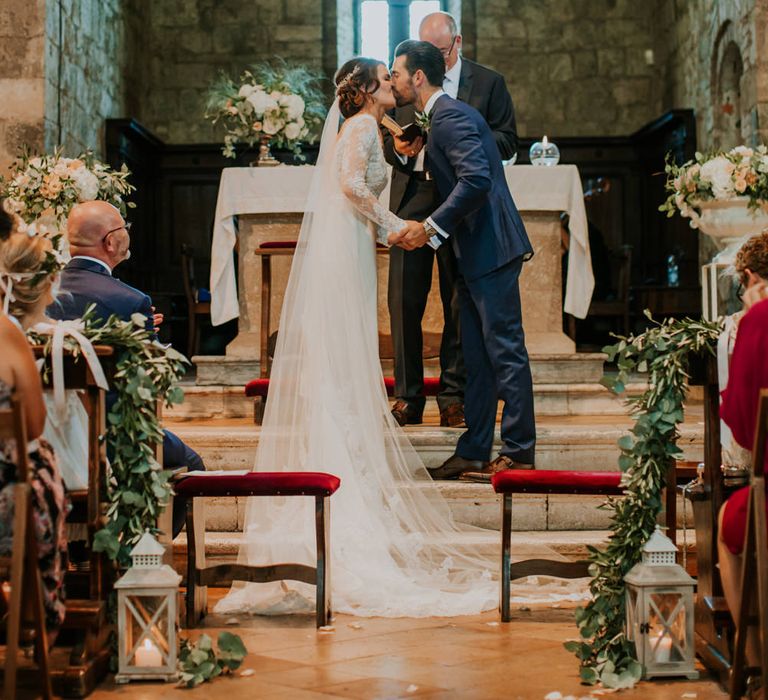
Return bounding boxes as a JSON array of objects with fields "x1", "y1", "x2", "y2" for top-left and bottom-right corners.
[
  {"x1": 0, "y1": 394, "x2": 53, "y2": 700},
  {"x1": 568, "y1": 244, "x2": 632, "y2": 340},
  {"x1": 730, "y1": 390, "x2": 768, "y2": 699},
  {"x1": 181, "y1": 244, "x2": 211, "y2": 359}
]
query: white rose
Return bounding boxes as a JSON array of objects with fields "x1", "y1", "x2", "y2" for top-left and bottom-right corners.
[
  {"x1": 238, "y1": 84, "x2": 256, "y2": 98},
  {"x1": 53, "y1": 161, "x2": 70, "y2": 177},
  {"x1": 730, "y1": 145, "x2": 753, "y2": 160},
  {"x1": 700, "y1": 156, "x2": 736, "y2": 199},
  {"x1": 279, "y1": 94, "x2": 305, "y2": 120},
  {"x1": 247, "y1": 89, "x2": 278, "y2": 116},
  {"x1": 70, "y1": 166, "x2": 100, "y2": 201},
  {"x1": 262, "y1": 116, "x2": 284, "y2": 135},
  {"x1": 284, "y1": 122, "x2": 301, "y2": 140}
]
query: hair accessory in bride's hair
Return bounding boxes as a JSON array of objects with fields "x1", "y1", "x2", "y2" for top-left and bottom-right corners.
[{"x1": 335, "y1": 65, "x2": 361, "y2": 93}]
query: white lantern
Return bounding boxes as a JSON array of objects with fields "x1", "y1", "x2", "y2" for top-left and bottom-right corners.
[
  {"x1": 115, "y1": 531, "x2": 181, "y2": 683},
  {"x1": 529, "y1": 135, "x2": 560, "y2": 166},
  {"x1": 624, "y1": 528, "x2": 699, "y2": 679}
]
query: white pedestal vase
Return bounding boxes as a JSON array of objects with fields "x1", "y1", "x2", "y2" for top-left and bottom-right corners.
[{"x1": 689, "y1": 197, "x2": 768, "y2": 319}]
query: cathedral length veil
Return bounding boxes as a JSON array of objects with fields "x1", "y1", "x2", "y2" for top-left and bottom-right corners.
[{"x1": 217, "y1": 100, "x2": 586, "y2": 617}]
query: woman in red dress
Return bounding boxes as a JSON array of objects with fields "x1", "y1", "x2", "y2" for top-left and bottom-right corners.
[{"x1": 717, "y1": 247, "x2": 768, "y2": 673}]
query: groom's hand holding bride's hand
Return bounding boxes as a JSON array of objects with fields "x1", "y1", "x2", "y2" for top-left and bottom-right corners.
[{"x1": 395, "y1": 220, "x2": 428, "y2": 250}]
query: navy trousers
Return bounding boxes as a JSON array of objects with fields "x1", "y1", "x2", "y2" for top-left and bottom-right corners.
[
  {"x1": 163, "y1": 430, "x2": 205, "y2": 537},
  {"x1": 455, "y1": 257, "x2": 535, "y2": 463}
]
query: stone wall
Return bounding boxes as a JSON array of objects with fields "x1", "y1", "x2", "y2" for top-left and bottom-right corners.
[
  {"x1": 0, "y1": 0, "x2": 46, "y2": 173},
  {"x1": 652, "y1": 0, "x2": 768, "y2": 151},
  {"x1": 467, "y1": 0, "x2": 661, "y2": 139},
  {"x1": 43, "y1": 0, "x2": 144, "y2": 157},
  {"x1": 136, "y1": 0, "x2": 329, "y2": 144}
]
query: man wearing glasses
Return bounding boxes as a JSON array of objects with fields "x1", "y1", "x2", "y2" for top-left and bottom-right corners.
[
  {"x1": 384, "y1": 10, "x2": 518, "y2": 435},
  {"x1": 49, "y1": 201, "x2": 206, "y2": 536}
]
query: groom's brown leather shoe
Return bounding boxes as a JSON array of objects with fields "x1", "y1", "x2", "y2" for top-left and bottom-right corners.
[
  {"x1": 391, "y1": 400, "x2": 423, "y2": 426},
  {"x1": 460, "y1": 454, "x2": 535, "y2": 482},
  {"x1": 428, "y1": 454, "x2": 488, "y2": 480},
  {"x1": 439, "y1": 403, "x2": 466, "y2": 428}
]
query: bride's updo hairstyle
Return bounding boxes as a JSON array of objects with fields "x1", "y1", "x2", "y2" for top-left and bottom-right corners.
[{"x1": 334, "y1": 58, "x2": 384, "y2": 119}]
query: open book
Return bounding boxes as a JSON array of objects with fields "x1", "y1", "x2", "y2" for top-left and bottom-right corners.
[{"x1": 381, "y1": 114, "x2": 423, "y2": 143}]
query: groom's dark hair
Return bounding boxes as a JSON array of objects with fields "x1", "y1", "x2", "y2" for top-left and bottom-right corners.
[{"x1": 394, "y1": 40, "x2": 445, "y2": 87}]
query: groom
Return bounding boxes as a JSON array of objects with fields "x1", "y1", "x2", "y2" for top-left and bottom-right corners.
[{"x1": 389, "y1": 40, "x2": 536, "y2": 480}]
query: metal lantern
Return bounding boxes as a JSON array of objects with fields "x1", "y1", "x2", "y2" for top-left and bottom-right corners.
[
  {"x1": 115, "y1": 531, "x2": 181, "y2": 683},
  {"x1": 529, "y1": 135, "x2": 560, "y2": 166},
  {"x1": 624, "y1": 528, "x2": 699, "y2": 680}
]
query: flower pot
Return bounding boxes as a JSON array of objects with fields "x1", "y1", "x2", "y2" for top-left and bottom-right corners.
[{"x1": 690, "y1": 197, "x2": 768, "y2": 254}]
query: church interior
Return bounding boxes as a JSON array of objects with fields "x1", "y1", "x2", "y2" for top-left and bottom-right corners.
[{"x1": 2, "y1": 0, "x2": 768, "y2": 698}]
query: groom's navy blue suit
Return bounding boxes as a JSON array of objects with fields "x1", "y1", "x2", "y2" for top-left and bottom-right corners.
[{"x1": 426, "y1": 94, "x2": 535, "y2": 463}]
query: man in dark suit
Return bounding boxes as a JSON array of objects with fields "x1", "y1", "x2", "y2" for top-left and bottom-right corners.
[
  {"x1": 49, "y1": 200, "x2": 205, "y2": 536},
  {"x1": 384, "y1": 11, "x2": 518, "y2": 429},
  {"x1": 390, "y1": 40, "x2": 535, "y2": 480}
]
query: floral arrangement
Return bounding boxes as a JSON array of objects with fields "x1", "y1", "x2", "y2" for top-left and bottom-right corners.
[
  {"x1": 205, "y1": 61, "x2": 326, "y2": 159},
  {"x1": 28, "y1": 307, "x2": 188, "y2": 566},
  {"x1": 1, "y1": 148, "x2": 135, "y2": 241},
  {"x1": 178, "y1": 632, "x2": 248, "y2": 688},
  {"x1": 566, "y1": 313, "x2": 721, "y2": 688},
  {"x1": 660, "y1": 145, "x2": 768, "y2": 225}
]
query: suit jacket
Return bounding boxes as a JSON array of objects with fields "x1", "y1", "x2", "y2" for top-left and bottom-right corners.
[
  {"x1": 427, "y1": 95, "x2": 533, "y2": 282},
  {"x1": 48, "y1": 257, "x2": 154, "y2": 332},
  {"x1": 384, "y1": 58, "x2": 518, "y2": 214}
]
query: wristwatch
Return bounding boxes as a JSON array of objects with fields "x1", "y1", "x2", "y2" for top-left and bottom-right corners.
[{"x1": 423, "y1": 220, "x2": 444, "y2": 249}]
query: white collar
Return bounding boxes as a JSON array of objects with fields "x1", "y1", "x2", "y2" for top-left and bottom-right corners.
[
  {"x1": 73, "y1": 255, "x2": 112, "y2": 275},
  {"x1": 423, "y1": 89, "x2": 446, "y2": 116},
  {"x1": 444, "y1": 56, "x2": 462, "y2": 86}
]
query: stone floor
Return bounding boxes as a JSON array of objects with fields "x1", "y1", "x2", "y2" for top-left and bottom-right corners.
[{"x1": 79, "y1": 593, "x2": 726, "y2": 700}]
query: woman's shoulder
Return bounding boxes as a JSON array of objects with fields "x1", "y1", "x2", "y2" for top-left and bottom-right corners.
[
  {"x1": 0, "y1": 314, "x2": 26, "y2": 345},
  {"x1": 339, "y1": 113, "x2": 378, "y2": 139}
]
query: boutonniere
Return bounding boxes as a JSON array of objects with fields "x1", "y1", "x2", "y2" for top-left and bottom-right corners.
[{"x1": 415, "y1": 110, "x2": 432, "y2": 134}]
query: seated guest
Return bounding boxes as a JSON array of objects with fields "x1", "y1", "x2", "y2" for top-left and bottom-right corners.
[
  {"x1": 49, "y1": 201, "x2": 205, "y2": 537},
  {"x1": 0, "y1": 204, "x2": 68, "y2": 639},
  {"x1": 718, "y1": 290, "x2": 768, "y2": 673}
]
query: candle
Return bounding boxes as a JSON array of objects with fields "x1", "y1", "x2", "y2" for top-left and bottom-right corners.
[
  {"x1": 652, "y1": 632, "x2": 673, "y2": 663},
  {"x1": 542, "y1": 135, "x2": 548, "y2": 146},
  {"x1": 135, "y1": 638, "x2": 163, "y2": 667}
]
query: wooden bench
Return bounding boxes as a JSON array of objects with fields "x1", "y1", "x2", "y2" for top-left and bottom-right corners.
[
  {"x1": 491, "y1": 469, "x2": 625, "y2": 622},
  {"x1": 175, "y1": 471, "x2": 341, "y2": 628},
  {"x1": 246, "y1": 376, "x2": 442, "y2": 425}
]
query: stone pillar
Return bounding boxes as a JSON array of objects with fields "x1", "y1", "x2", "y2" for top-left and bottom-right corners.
[{"x1": 0, "y1": 0, "x2": 46, "y2": 174}]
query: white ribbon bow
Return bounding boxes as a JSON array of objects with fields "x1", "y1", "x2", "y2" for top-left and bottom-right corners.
[{"x1": 32, "y1": 320, "x2": 110, "y2": 419}]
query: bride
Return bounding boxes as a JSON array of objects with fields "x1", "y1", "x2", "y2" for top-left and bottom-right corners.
[{"x1": 218, "y1": 58, "x2": 581, "y2": 617}]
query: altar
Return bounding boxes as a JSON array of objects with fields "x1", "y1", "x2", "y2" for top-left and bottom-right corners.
[{"x1": 205, "y1": 164, "x2": 594, "y2": 380}]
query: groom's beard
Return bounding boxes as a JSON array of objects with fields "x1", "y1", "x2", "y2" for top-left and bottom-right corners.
[{"x1": 393, "y1": 82, "x2": 416, "y2": 108}]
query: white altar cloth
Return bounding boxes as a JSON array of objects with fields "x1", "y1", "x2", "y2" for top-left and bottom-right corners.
[{"x1": 210, "y1": 163, "x2": 594, "y2": 325}]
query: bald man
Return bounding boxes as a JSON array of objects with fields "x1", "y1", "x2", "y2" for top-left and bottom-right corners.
[
  {"x1": 384, "y1": 11, "x2": 518, "y2": 431},
  {"x1": 49, "y1": 201, "x2": 205, "y2": 537}
]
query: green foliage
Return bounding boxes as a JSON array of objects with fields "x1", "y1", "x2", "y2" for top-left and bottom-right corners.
[
  {"x1": 567, "y1": 313, "x2": 721, "y2": 688},
  {"x1": 178, "y1": 632, "x2": 248, "y2": 688},
  {"x1": 28, "y1": 307, "x2": 188, "y2": 566}
]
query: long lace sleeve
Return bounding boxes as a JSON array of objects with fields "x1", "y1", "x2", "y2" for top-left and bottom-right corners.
[{"x1": 337, "y1": 116, "x2": 405, "y2": 246}]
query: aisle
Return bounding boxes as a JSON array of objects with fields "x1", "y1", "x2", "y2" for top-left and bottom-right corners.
[{"x1": 84, "y1": 592, "x2": 726, "y2": 700}]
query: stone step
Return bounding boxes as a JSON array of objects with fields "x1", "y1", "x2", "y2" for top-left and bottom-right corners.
[
  {"x1": 166, "y1": 413, "x2": 705, "y2": 474},
  {"x1": 171, "y1": 528, "x2": 697, "y2": 569},
  {"x1": 165, "y1": 380, "x2": 651, "y2": 421},
  {"x1": 193, "y1": 352, "x2": 610, "y2": 387}
]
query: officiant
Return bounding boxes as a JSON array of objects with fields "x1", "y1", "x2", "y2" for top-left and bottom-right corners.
[{"x1": 384, "y1": 11, "x2": 518, "y2": 429}]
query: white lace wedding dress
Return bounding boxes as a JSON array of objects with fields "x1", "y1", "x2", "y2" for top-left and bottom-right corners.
[{"x1": 216, "y1": 101, "x2": 586, "y2": 618}]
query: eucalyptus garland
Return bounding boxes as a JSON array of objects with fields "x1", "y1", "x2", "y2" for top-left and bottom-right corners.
[
  {"x1": 566, "y1": 313, "x2": 721, "y2": 687},
  {"x1": 29, "y1": 308, "x2": 188, "y2": 566}
]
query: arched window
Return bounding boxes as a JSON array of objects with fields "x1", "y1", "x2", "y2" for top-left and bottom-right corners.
[{"x1": 354, "y1": 0, "x2": 450, "y2": 64}]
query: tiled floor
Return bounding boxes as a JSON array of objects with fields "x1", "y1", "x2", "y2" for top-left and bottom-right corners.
[{"x1": 84, "y1": 593, "x2": 727, "y2": 700}]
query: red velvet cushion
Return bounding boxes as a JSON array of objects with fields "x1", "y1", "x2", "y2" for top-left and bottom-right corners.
[
  {"x1": 491, "y1": 470, "x2": 623, "y2": 495},
  {"x1": 260, "y1": 241, "x2": 297, "y2": 249},
  {"x1": 245, "y1": 379, "x2": 270, "y2": 397},
  {"x1": 174, "y1": 471, "x2": 341, "y2": 498},
  {"x1": 383, "y1": 377, "x2": 440, "y2": 397}
]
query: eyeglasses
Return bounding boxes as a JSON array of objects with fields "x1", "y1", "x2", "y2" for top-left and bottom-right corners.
[
  {"x1": 102, "y1": 221, "x2": 132, "y2": 243},
  {"x1": 438, "y1": 35, "x2": 457, "y2": 58}
]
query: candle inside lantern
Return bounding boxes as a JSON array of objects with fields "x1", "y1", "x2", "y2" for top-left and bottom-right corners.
[
  {"x1": 652, "y1": 632, "x2": 673, "y2": 663},
  {"x1": 135, "y1": 638, "x2": 163, "y2": 667}
]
